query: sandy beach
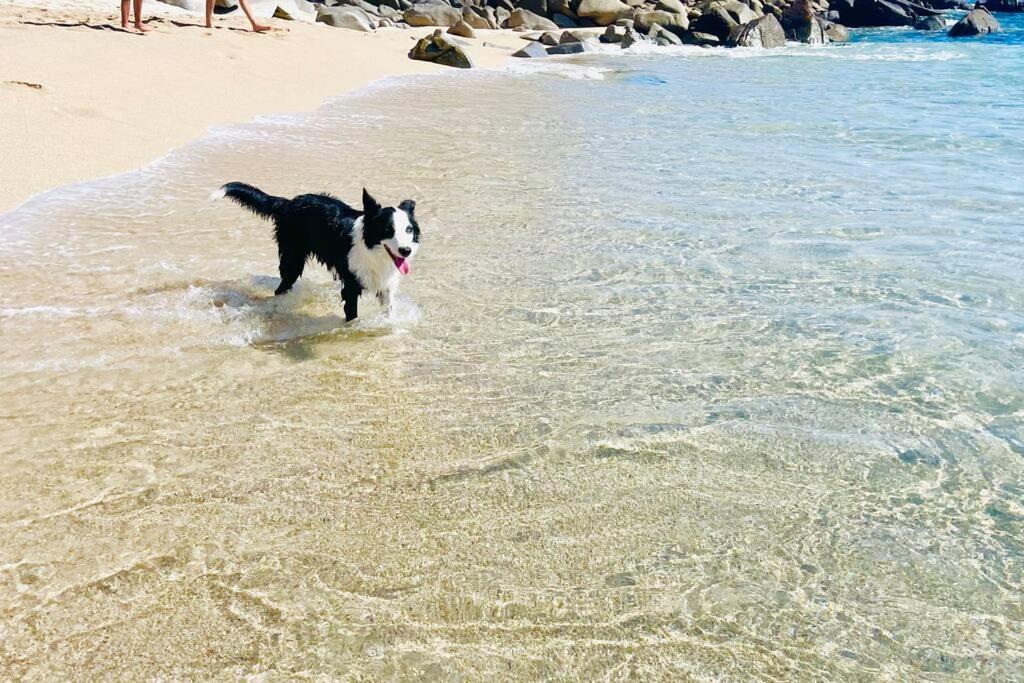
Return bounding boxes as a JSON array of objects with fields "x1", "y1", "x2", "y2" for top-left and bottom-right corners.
[{"x1": 0, "y1": 0, "x2": 521, "y2": 212}]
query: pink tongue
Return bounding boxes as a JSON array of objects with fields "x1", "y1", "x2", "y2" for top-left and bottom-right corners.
[{"x1": 394, "y1": 257, "x2": 409, "y2": 275}]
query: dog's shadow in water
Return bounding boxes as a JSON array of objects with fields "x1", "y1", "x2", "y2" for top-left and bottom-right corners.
[{"x1": 204, "y1": 276, "x2": 396, "y2": 362}]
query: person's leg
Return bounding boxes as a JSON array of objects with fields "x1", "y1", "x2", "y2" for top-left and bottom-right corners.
[
  {"x1": 205, "y1": 0, "x2": 214, "y2": 28},
  {"x1": 133, "y1": 0, "x2": 147, "y2": 32},
  {"x1": 237, "y1": 0, "x2": 271, "y2": 32},
  {"x1": 120, "y1": 0, "x2": 130, "y2": 28}
]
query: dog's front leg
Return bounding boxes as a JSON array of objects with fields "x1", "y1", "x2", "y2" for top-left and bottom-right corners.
[
  {"x1": 341, "y1": 278, "x2": 360, "y2": 322},
  {"x1": 376, "y1": 288, "x2": 395, "y2": 318}
]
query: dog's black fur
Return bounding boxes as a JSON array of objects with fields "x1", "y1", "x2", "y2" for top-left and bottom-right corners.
[{"x1": 221, "y1": 182, "x2": 419, "y2": 321}]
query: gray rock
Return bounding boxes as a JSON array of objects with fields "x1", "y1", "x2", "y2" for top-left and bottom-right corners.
[
  {"x1": 656, "y1": 0, "x2": 686, "y2": 12},
  {"x1": 547, "y1": 39, "x2": 591, "y2": 51},
  {"x1": 403, "y1": 1, "x2": 462, "y2": 25},
  {"x1": 517, "y1": 0, "x2": 551, "y2": 16},
  {"x1": 448, "y1": 18, "x2": 477, "y2": 35},
  {"x1": 834, "y1": 0, "x2": 918, "y2": 27},
  {"x1": 552, "y1": 11, "x2": 580, "y2": 25},
  {"x1": 539, "y1": 29, "x2": 561, "y2": 43},
  {"x1": 949, "y1": 6, "x2": 1000, "y2": 35},
  {"x1": 508, "y1": 7, "x2": 560, "y2": 28},
  {"x1": 681, "y1": 29, "x2": 721, "y2": 43},
  {"x1": 559, "y1": 28, "x2": 585, "y2": 41},
  {"x1": 461, "y1": 6, "x2": 493, "y2": 27},
  {"x1": 819, "y1": 16, "x2": 850, "y2": 40},
  {"x1": 620, "y1": 25, "x2": 653, "y2": 44},
  {"x1": 648, "y1": 21, "x2": 684, "y2": 42},
  {"x1": 511, "y1": 39, "x2": 550, "y2": 56},
  {"x1": 780, "y1": 0, "x2": 826, "y2": 41},
  {"x1": 408, "y1": 33, "x2": 474, "y2": 66},
  {"x1": 577, "y1": 0, "x2": 634, "y2": 24},
  {"x1": 913, "y1": 13, "x2": 945, "y2": 28},
  {"x1": 689, "y1": 5, "x2": 737, "y2": 39},
  {"x1": 316, "y1": 5, "x2": 376, "y2": 29},
  {"x1": 727, "y1": 12, "x2": 785, "y2": 45},
  {"x1": 633, "y1": 9, "x2": 689, "y2": 32},
  {"x1": 599, "y1": 23, "x2": 627, "y2": 40}
]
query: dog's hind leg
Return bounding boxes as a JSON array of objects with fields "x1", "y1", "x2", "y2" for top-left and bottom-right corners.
[{"x1": 275, "y1": 250, "x2": 306, "y2": 296}]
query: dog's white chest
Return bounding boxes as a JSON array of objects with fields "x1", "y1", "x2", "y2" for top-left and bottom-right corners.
[{"x1": 348, "y1": 245, "x2": 398, "y2": 297}]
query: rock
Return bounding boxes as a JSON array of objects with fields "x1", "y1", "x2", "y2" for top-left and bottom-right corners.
[
  {"x1": 834, "y1": 0, "x2": 918, "y2": 26},
  {"x1": 517, "y1": 0, "x2": 551, "y2": 16},
  {"x1": 689, "y1": 5, "x2": 737, "y2": 39},
  {"x1": 681, "y1": 28, "x2": 721, "y2": 43},
  {"x1": 328, "y1": 0, "x2": 380, "y2": 16},
  {"x1": 577, "y1": 0, "x2": 634, "y2": 24},
  {"x1": 727, "y1": 12, "x2": 785, "y2": 45},
  {"x1": 948, "y1": 6, "x2": 999, "y2": 34},
  {"x1": 553, "y1": 11, "x2": 580, "y2": 25},
  {"x1": 462, "y1": 6, "x2": 493, "y2": 27},
  {"x1": 620, "y1": 24, "x2": 651, "y2": 44},
  {"x1": 409, "y1": 33, "x2": 474, "y2": 66},
  {"x1": 547, "y1": 39, "x2": 591, "y2": 51},
  {"x1": 981, "y1": 0, "x2": 1022, "y2": 9},
  {"x1": 495, "y1": 5, "x2": 511, "y2": 24},
  {"x1": 648, "y1": 20, "x2": 684, "y2": 42},
  {"x1": 600, "y1": 23, "x2": 627, "y2": 40},
  {"x1": 511, "y1": 39, "x2": 551, "y2": 56},
  {"x1": 539, "y1": 29, "x2": 562, "y2": 43},
  {"x1": 913, "y1": 13, "x2": 945, "y2": 27},
  {"x1": 633, "y1": 9, "x2": 689, "y2": 32},
  {"x1": 819, "y1": 15, "x2": 850, "y2": 39},
  {"x1": 508, "y1": 7, "x2": 560, "y2": 28},
  {"x1": 656, "y1": 0, "x2": 686, "y2": 12},
  {"x1": 714, "y1": 0, "x2": 758, "y2": 23},
  {"x1": 781, "y1": 0, "x2": 826, "y2": 41},
  {"x1": 559, "y1": 28, "x2": 585, "y2": 40},
  {"x1": 316, "y1": 5, "x2": 376, "y2": 29},
  {"x1": 448, "y1": 18, "x2": 477, "y2": 34},
  {"x1": 403, "y1": 1, "x2": 462, "y2": 25}
]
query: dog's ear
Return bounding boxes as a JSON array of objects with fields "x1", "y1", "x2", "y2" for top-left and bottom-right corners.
[
  {"x1": 399, "y1": 199, "x2": 416, "y2": 216},
  {"x1": 362, "y1": 188, "x2": 382, "y2": 217}
]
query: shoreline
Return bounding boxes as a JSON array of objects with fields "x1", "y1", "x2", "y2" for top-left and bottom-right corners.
[{"x1": 0, "y1": 2, "x2": 525, "y2": 213}]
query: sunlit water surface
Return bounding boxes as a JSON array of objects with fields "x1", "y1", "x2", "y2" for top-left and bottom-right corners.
[{"x1": 2, "y1": 18, "x2": 1023, "y2": 679}]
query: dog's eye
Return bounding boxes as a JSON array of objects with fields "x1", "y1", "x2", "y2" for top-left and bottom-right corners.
[{"x1": 406, "y1": 226, "x2": 414, "y2": 234}]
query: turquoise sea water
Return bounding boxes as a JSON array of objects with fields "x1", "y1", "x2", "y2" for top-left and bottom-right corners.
[{"x1": 1, "y1": 17, "x2": 1023, "y2": 678}]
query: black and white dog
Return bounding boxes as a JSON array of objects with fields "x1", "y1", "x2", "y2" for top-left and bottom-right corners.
[{"x1": 220, "y1": 182, "x2": 420, "y2": 321}]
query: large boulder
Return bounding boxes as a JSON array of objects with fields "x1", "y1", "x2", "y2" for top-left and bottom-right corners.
[
  {"x1": 448, "y1": 18, "x2": 477, "y2": 34},
  {"x1": 913, "y1": 13, "x2": 945, "y2": 27},
  {"x1": 648, "y1": 20, "x2": 684, "y2": 42},
  {"x1": 408, "y1": 32, "x2": 474, "y2": 66},
  {"x1": 461, "y1": 6, "x2": 494, "y2": 27},
  {"x1": 403, "y1": 1, "x2": 462, "y2": 25},
  {"x1": 620, "y1": 24, "x2": 652, "y2": 44},
  {"x1": 689, "y1": 5, "x2": 738, "y2": 39},
  {"x1": 316, "y1": 5, "x2": 376, "y2": 28},
  {"x1": 656, "y1": 0, "x2": 687, "y2": 11},
  {"x1": 547, "y1": 39, "x2": 592, "y2": 51},
  {"x1": 727, "y1": 12, "x2": 785, "y2": 45},
  {"x1": 681, "y1": 29, "x2": 722, "y2": 44},
  {"x1": 981, "y1": 0, "x2": 1022, "y2": 9},
  {"x1": 577, "y1": 0, "x2": 634, "y2": 24},
  {"x1": 633, "y1": 9, "x2": 690, "y2": 32},
  {"x1": 819, "y1": 15, "x2": 850, "y2": 39},
  {"x1": 512, "y1": 40, "x2": 550, "y2": 56},
  {"x1": 508, "y1": 7, "x2": 560, "y2": 28},
  {"x1": 600, "y1": 23, "x2": 627, "y2": 39},
  {"x1": 948, "y1": 5, "x2": 1000, "y2": 34},
  {"x1": 781, "y1": 0, "x2": 827, "y2": 40},
  {"x1": 833, "y1": 0, "x2": 918, "y2": 26},
  {"x1": 517, "y1": 0, "x2": 552, "y2": 16},
  {"x1": 553, "y1": 11, "x2": 581, "y2": 24}
]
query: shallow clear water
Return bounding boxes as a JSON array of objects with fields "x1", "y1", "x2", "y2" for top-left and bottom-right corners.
[{"x1": 2, "y1": 18, "x2": 1023, "y2": 679}]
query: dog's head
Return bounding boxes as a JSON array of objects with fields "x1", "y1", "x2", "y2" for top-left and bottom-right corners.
[{"x1": 361, "y1": 189, "x2": 420, "y2": 275}]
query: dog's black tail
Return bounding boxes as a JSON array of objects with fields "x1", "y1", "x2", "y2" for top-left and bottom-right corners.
[{"x1": 220, "y1": 182, "x2": 287, "y2": 220}]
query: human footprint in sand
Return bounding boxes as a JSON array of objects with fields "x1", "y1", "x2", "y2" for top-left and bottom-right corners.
[
  {"x1": 205, "y1": 0, "x2": 271, "y2": 32},
  {"x1": 120, "y1": 0, "x2": 147, "y2": 32}
]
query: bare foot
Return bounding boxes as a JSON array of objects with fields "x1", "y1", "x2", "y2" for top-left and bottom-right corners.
[
  {"x1": 251, "y1": 24, "x2": 271, "y2": 32},
  {"x1": 205, "y1": 20, "x2": 213, "y2": 28},
  {"x1": 121, "y1": 20, "x2": 130, "y2": 29},
  {"x1": 134, "y1": 22, "x2": 149, "y2": 32}
]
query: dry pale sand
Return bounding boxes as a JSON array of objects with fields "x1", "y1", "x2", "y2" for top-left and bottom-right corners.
[{"x1": 0, "y1": 1, "x2": 525, "y2": 212}]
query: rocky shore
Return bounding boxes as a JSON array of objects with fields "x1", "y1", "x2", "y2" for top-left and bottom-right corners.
[{"x1": 298, "y1": 0, "x2": 1017, "y2": 65}]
